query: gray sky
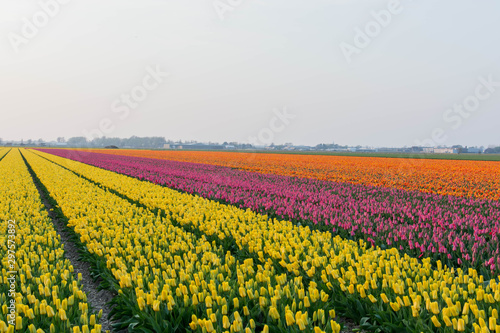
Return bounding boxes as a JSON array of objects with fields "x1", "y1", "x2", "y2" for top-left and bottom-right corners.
[{"x1": 1, "y1": 0, "x2": 499, "y2": 147}]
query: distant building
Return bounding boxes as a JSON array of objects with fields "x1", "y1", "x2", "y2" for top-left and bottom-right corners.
[
  {"x1": 51, "y1": 142, "x2": 68, "y2": 147},
  {"x1": 293, "y1": 145, "x2": 312, "y2": 151},
  {"x1": 377, "y1": 148, "x2": 404, "y2": 153},
  {"x1": 467, "y1": 147, "x2": 482, "y2": 154},
  {"x1": 327, "y1": 148, "x2": 349, "y2": 152},
  {"x1": 434, "y1": 148, "x2": 458, "y2": 154}
]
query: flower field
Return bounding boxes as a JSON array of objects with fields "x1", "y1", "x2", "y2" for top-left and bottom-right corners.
[
  {"x1": 21, "y1": 149, "x2": 345, "y2": 332},
  {"x1": 2, "y1": 147, "x2": 500, "y2": 332},
  {"x1": 38, "y1": 149, "x2": 500, "y2": 276}
]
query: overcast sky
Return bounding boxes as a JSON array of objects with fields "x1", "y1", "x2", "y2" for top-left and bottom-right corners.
[{"x1": 1, "y1": 0, "x2": 499, "y2": 147}]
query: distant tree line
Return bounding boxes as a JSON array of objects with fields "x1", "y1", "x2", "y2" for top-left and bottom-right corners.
[
  {"x1": 452, "y1": 145, "x2": 500, "y2": 154},
  {"x1": 315, "y1": 143, "x2": 348, "y2": 150},
  {"x1": 2, "y1": 135, "x2": 499, "y2": 153},
  {"x1": 65, "y1": 137, "x2": 255, "y2": 149},
  {"x1": 66, "y1": 136, "x2": 167, "y2": 149},
  {"x1": 484, "y1": 146, "x2": 500, "y2": 154}
]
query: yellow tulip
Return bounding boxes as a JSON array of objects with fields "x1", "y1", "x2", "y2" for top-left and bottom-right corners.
[
  {"x1": 26, "y1": 308, "x2": 35, "y2": 320},
  {"x1": 46, "y1": 306, "x2": 55, "y2": 318},
  {"x1": 463, "y1": 302, "x2": 470, "y2": 315},
  {"x1": 457, "y1": 318, "x2": 465, "y2": 331},
  {"x1": 443, "y1": 315, "x2": 452, "y2": 327},
  {"x1": 243, "y1": 306, "x2": 250, "y2": 316},
  {"x1": 431, "y1": 316, "x2": 441, "y2": 328},
  {"x1": 390, "y1": 302, "x2": 400, "y2": 312},
  {"x1": 137, "y1": 297, "x2": 145, "y2": 311},
  {"x1": 332, "y1": 321, "x2": 341, "y2": 333},
  {"x1": 285, "y1": 310, "x2": 295, "y2": 326},
  {"x1": 16, "y1": 316, "x2": 22, "y2": 330},
  {"x1": 205, "y1": 296, "x2": 212, "y2": 308},
  {"x1": 304, "y1": 297, "x2": 311, "y2": 308},
  {"x1": 59, "y1": 308, "x2": 68, "y2": 321},
  {"x1": 152, "y1": 300, "x2": 160, "y2": 312},
  {"x1": 430, "y1": 302, "x2": 440, "y2": 314},
  {"x1": 348, "y1": 284, "x2": 355, "y2": 294},
  {"x1": 62, "y1": 299, "x2": 68, "y2": 311},
  {"x1": 222, "y1": 316, "x2": 230, "y2": 329},
  {"x1": 205, "y1": 320, "x2": 214, "y2": 332}
]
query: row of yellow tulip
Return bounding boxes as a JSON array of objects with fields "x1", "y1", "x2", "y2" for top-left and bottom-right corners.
[
  {"x1": 0, "y1": 149, "x2": 102, "y2": 333},
  {"x1": 22, "y1": 149, "x2": 342, "y2": 332},
  {"x1": 0, "y1": 148, "x2": 10, "y2": 161},
  {"x1": 30, "y1": 150, "x2": 500, "y2": 332}
]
